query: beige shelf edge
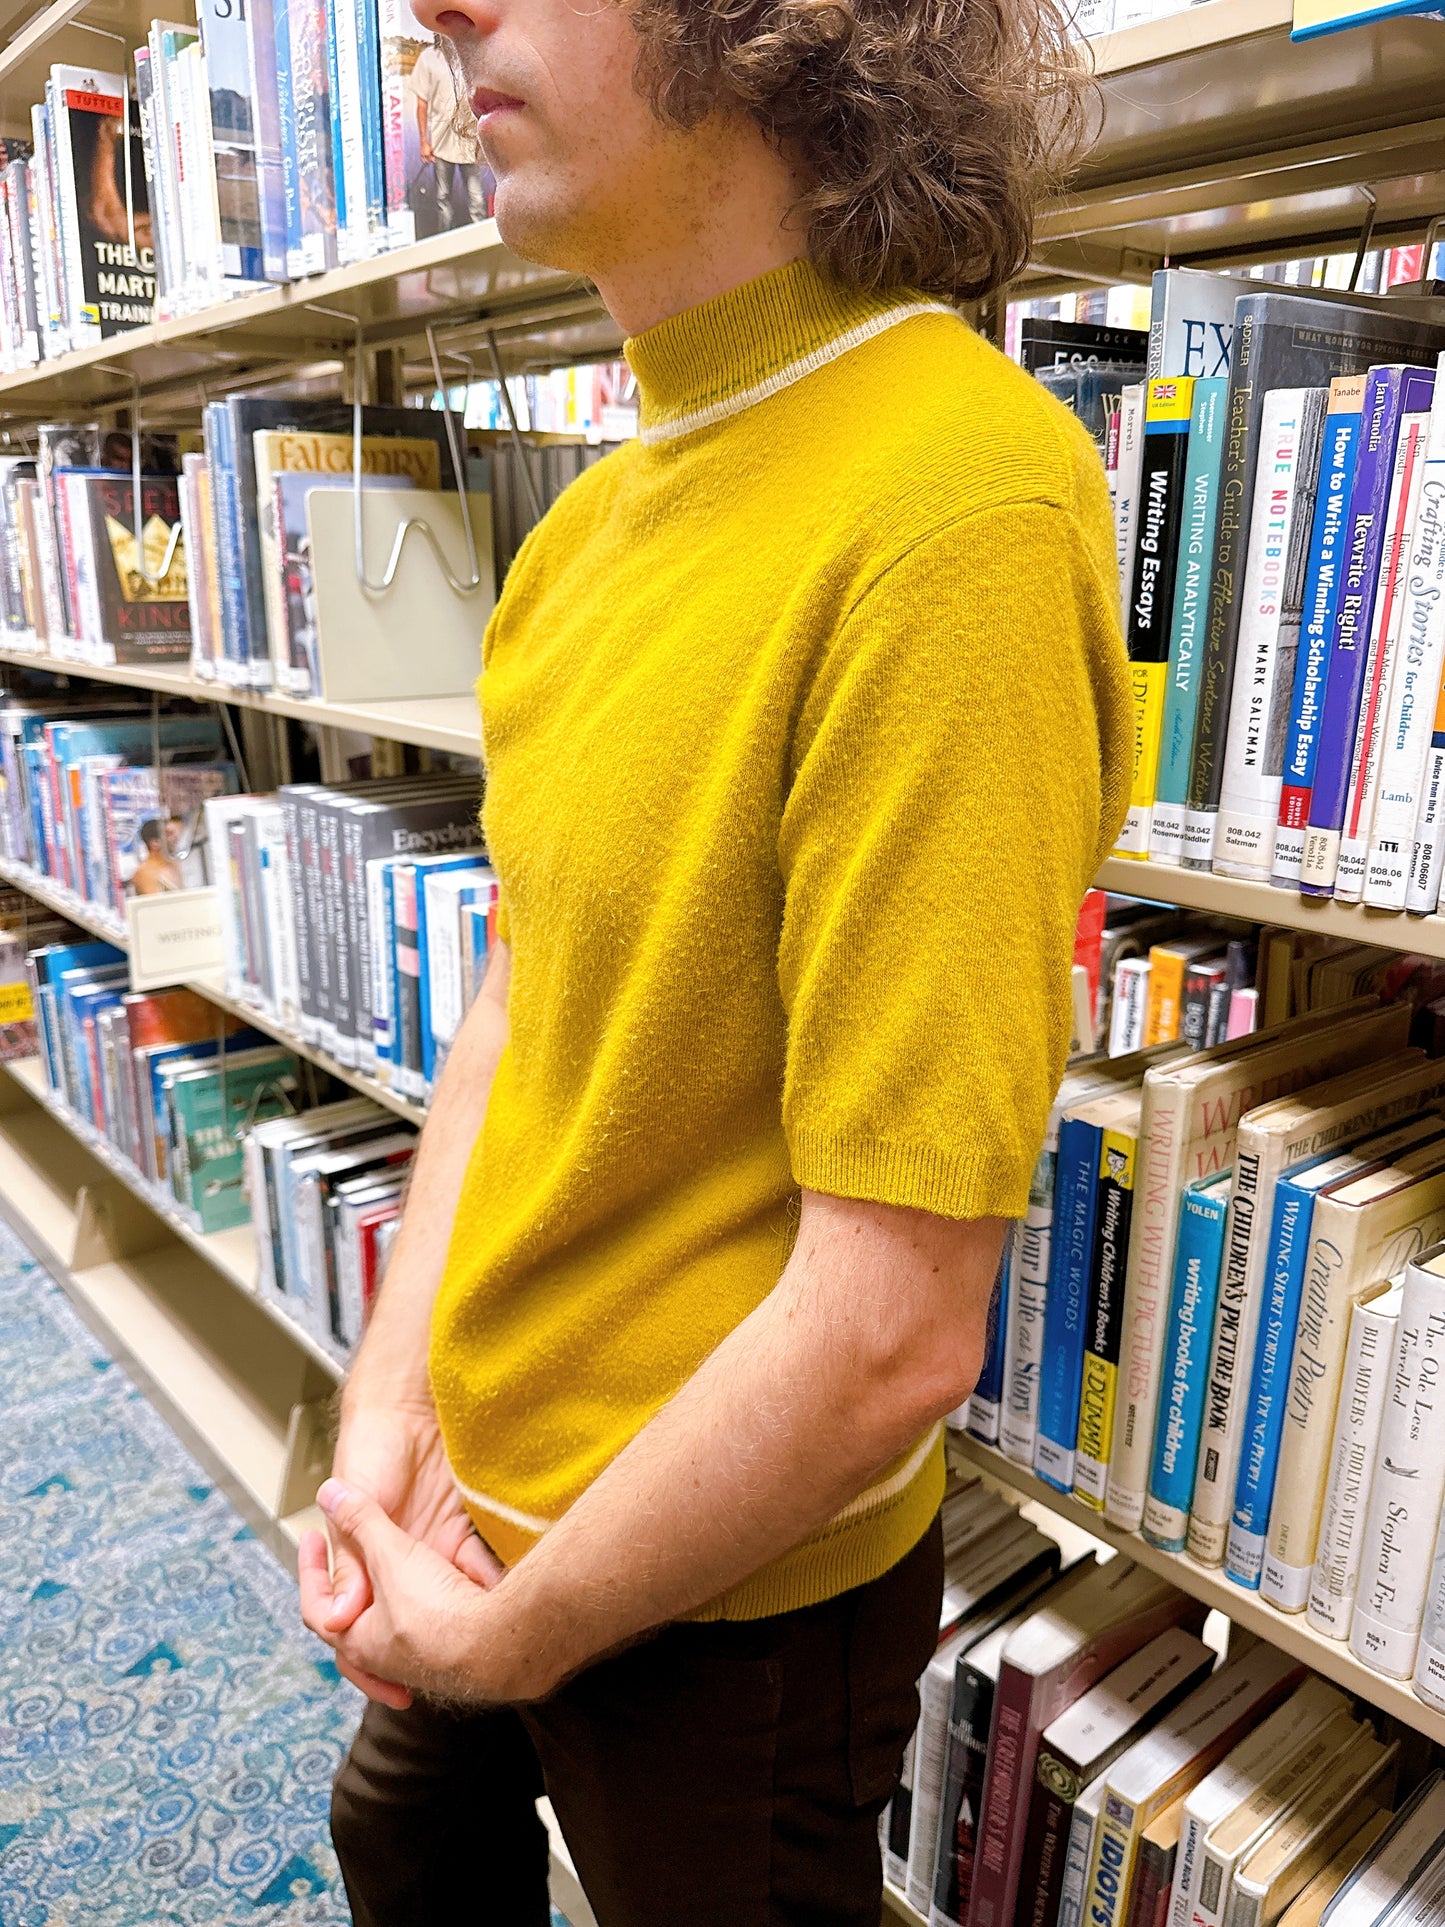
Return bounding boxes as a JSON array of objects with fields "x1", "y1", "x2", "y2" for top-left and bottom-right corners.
[
  {"x1": 1096, "y1": 854, "x2": 1445, "y2": 959},
  {"x1": 0, "y1": 642, "x2": 482, "y2": 759},
  {"x1": 1091, "y1": 0, "x2": 1294, "y2": 74},
  {"x1": 0, "y1": 856, "x2": 428, "y2": 1126},
  {"x1": 949, "y1": 1430, "x2": 1445, "y2": 1746}
]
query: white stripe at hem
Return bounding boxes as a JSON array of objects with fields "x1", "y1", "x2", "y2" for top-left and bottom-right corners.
[
  {"x1": 639, "y1": 302, "x2": 956, "y2": 447},
  {"x1": 450, "y1": 1421, "x2": 941, "y2": 1544}
]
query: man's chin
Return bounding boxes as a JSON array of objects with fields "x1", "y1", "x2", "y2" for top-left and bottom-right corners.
[{"x1": 490, "y1": 184, "x2": 589, "y2": 277}]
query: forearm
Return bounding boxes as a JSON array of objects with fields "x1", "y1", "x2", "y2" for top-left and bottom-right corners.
[
  {"x1": 484, "y1": 1194, "x2": 1004, "y2": 1693},
  {"x1": 344, "y1": 942, "x2": 510, "y2": 1411}
]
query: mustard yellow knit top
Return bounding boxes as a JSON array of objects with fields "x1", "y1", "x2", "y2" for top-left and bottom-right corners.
[{"x1": 428, "y1": 258, "x2": 1132, "y2": 1619}]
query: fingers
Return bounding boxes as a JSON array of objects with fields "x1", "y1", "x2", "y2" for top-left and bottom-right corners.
[
  {"x1": 454, "y1": 1533, "x2": 506, "y2": 1590},
  {"x1": 297, "y1": 1530, "x2": 337, "y2": 1639},
  {"x1": 325, "y1": 1532, "x2": 375, "y2": 1632},
  {"x1": 318, "y1": 1479, "x2": 412, "y2": 1569}
]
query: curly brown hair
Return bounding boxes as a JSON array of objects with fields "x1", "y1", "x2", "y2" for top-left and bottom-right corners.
[{"x1": 628, "y1": 0, "x2": 1096, "y2": 305}]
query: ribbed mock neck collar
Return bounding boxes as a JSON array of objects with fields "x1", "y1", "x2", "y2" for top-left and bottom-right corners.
[{"x1": 623, "y1": 256, "x2": 952, "y2": 447}]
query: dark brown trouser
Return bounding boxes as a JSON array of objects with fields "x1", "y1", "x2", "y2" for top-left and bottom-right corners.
[{"x1": 331, "y1": 1517, "x2": 944, "y2": 1927}]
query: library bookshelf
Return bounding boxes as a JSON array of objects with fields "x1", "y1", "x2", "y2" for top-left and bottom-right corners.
[{"x1": 0, "y1": 8, "x2": 1444, "y2": 1919}]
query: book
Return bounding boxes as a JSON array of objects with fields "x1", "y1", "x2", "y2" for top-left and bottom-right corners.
[
  {"x1": 1221, "y1": 1729, "x2": 1394, "y2": 1927},
  {"x1": 1074, "y1": 1092, "x2": 1143, "y2": 1509},
  {"x1": 1274, "y1": 377, "x2": 1369, "y2": 884},
  {"x1": 47, "y1": 68, "x2": 153, "y2": 346},
  {"x1": 1274, "y1": 1815, "x2": 1392, "y2": 1927},
  {"x1": 1146, "y1": 269, "x2": 1239, "y2": 386},
  {"x1": 1302, "y1": 366, "x2": 1437, "y2": 895},
  {"x1": 967, "y1": 1559, "x2": 1201, "y2": 1927},
  {"x1": 1114, "y1": 386, "x2": 1147, "y2": 629},
  {"x1": 1106, "y1": 999, "x2": 1413, "y2": 1536},
  {"x1": 1083, "y1": 1644, "x2": 1304, "y2": 1927},
  {"x1": 1118, "y1": 377, "x2": 1196, "y2": 857},
  {"x1": 1145, "y1": 939, "x2": 1223, "y2": 1047},
  {"x1": 1213, "y1": 387, "x2": 1328, "y2": 879},
  {"x1": 1317, "y1": 1773, "x2": 1445, "y2": 1927},
  {"x1": 1261, "y1": 1139, "x2": 1445, "y2": 1608},
  {"x1": 1184, "y1": 1009, "x2": 1416, "y2": 1566},
  {"x1": 1224, "y1": 1090, "x2": 1445, "y2": 1587},
  {"x1": 1014, "y1": 1629, "x2": 1215, "y2": 1927},
  {"x1": 1366, "y1": 354, "x2": 1445, "y2": 907},
  {"x1": 1170, "y1": 1678, "x2": 1352, "y2": 1927},
  {"x1": 1305, "y1": 1280, "x2": 1404, "y2": 1637},
  {"x1": 1145, "y1": 1169, "x2": 1233, "y2": 1551},
  {"x1": 966, "y1": 1235, "x2": 1013, "y2": 1447},
  {"x1": 1349, "y1": 1240, "x2": 1445, "y2": 1675},
  {"x1": 1184, "y1": 296, "x2": 1445, "y2": 871},
  {"x1": 1333, "y1": 368, "x2": 1436, "y2": 901}
]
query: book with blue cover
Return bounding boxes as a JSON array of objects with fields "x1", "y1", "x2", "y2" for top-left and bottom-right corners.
[{"x1": 1143, "y1": 1168, "x2": 1232, "y2": 1552}]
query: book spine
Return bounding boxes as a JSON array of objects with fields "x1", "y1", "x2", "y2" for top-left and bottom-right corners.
[
  {"x1": 1214, "y1": 389, "x2": 1326, "y2": 880},
  {"x1": 395, "y1": 865, "x2": 424, "y2": 1097},
  {"x1": 1307, "y1": 1293, "x2": 1398, "y2": 1638},
  {"x1": 355, "y1": 0, "x2": 386, "y2": 251},
  {"x1": 1365, "y1": 373, "x2": 1445, "y2": 907},
  {"x1": 1000, "y1": 1198, "x2": 1050, "y2": 1467},
  {"x1": 932, "y1": 1662, "x2": 999, "y2": 1927},
  {"x1": 1113, "y1": 386, "x2": 1146, "y2": 632},
  {"x1": 324, "y1": 0, "x2": 353, "y2": 264},
  {"x1": 1276, "y1": 395, "x2": 1365, "y2": 882},
  {"x1": 909, "y1": 1660, "x2": 963, "y2": 1915},
  {"x1": 367, "y1": 857, "x2": 395, "y2": 1068},
  {"x1": 1108, "y1": 957, "x2": 1151, "y2": 1054},
  {"x1": 1016, "y1": 1765, "x2": 1079, "y2": 1927},
  {"x1": 275, "y1": 0, "x2": 303, "y2": 276},
  {"x1": 1349, "y1": 1262, "x2": 1445, "y2": 1678},
  {"x1": 1224, "y1": 1177, "x2": 1319, "y2": 1587},
  {"x1": 1406, "y1": 654, "x2": 1445, "y2": 913},
  {"x1": 969, "y1": 1662, "x2": 1036, "y2": 1927},
  {"x1": 1036, "y1": 1115, "x2": 1103, "y2": 1491},
  {"x1": 377, "y1": 0, "x2": 413, "y2": 247},
  {"x1": 1117, "y1": 377, "x2": 1195, "y2": 858},
  {"x1": 1142, "y1": 948, "x2": 1186, "y2": 1046},
  {"x1": 1260, "y1": 1209, "x2": 1374, "y2": 1611},
  {"x1": 1182, "y1": 301, "x2": 1263, "y2": 870},
  {"x1": 1057, "y1": 1800, "x2": 1102, "y2": 1927},
  {"x1": 288, "y1": 0, "x2": 337, "y2": 275},
  {"x1": 1301, "y1": 367, "x2": 1410, "y2": 896},
  {"x1": 243, "y1": 0, "x2": 289, "y2": 279},
  {"x1": 966, "y1": 1234, "x2": 1012, "y2": 1446},
  {"x1": 1075, "y1": 1122, "x2": 1137, "y2": 1508},
  {"x1": 1144, "y1": 1180, "x2": 1230, "y2": 1551},
  {"x1": 1084, "y1": 1797, "x2": 1142, "y2": 1927},
  {"x1": 886, "y1": 1730, "x2": 916, "y2": 1894},
  {"x1": 1333, "y1": 398, "x2": 1434, "y2": 900},
  {"x1": 1106, "y1": 1075, "x2": 1193, "y2": 1533},
  {"x1": 1411, "y1": 1504, "x2": 1445, "y2": 1710},
  {"x1": 1186, "y1": 1140, "x2": 1263, "y2": 1564}
]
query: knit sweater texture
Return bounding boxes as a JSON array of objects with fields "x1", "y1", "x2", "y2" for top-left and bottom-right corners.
[{"x1": 429, "y1": 257, "x2": 1132, "y2": 1620}]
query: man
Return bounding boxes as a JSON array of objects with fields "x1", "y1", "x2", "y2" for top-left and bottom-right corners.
[
  {"x1": 408, "y1": 37, "x2": 490, "y2": 230},
  {"x1": 299, "y1": 0, "x2": 1131, "y2": 1920},
  {"x1": 129, "y1": 816, "x2": 182, "y2": 894}
]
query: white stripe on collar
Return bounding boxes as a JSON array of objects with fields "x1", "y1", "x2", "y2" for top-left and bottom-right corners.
[{"x1": 639, "y1": 301, "x2": 956, "y2": 448}]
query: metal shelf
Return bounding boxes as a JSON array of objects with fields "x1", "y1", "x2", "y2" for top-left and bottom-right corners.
[
  {"x1": 0, "y1": 855, "x2": 429, "y2": 1124},
  {"x1": 1095, "y1": 855, "x2": 1445, "y2": 958},
  {"x1": 950, "y1": 1430, "x2": 1445, "y2": 1746}
]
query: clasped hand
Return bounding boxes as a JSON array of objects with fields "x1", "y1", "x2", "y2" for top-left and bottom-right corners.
[{"x1": 297, "y1": 1402, "x2": 544, "y2": 1708}]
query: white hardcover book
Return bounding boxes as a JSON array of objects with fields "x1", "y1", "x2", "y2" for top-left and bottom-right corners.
[
  {"x1": 1349, "y1": 1242, "x2": 1445, "y2": 1677},
  {"x1": 1375, "y1": 359, "x2": 1445, "y2": 908},
  {"x1": 1318, "y1": 1772, "x2": 1445, "y2": 1927},
  {"x1": 1333, "y1": 398, "x2": 1434, "y2": 902},
  {"x1": 1404, "y1": 717, "x2": 1445, "y2": 914},
  {"x1": 1146, "y1": 267, "x2": 1238, "y2": 384},
  {"x1": 1306, "y1": 1281, "x2": 1403, "y2": 1638},
  {"x1": 204, "y1": 792, "x2": 251, "y2": 998},
  {"x1": 1109, "y1": 955, "x2": 1151, "y2": 1054},
  {"x1": 255, "y1": 803, "x2": 301, "y2": 1026},
  {"x1": 1104, "y1": 998, "x2": 1403, "y2": 1536},
  {"x1": 1170, "y1": 1678, "x2": 1351, "y2": 1927},
  {"x1": 330, "y1": 0, "x2": 368, "y2": 268},
  {"x1": 1184, "y1": 1021, "x2": 1419, "y2": 1567},
  {"x1": 1261, "y1": 1147, "x2": 1445, "y2": 1610},
  {"x1": 1222, "y1": 1731, "x2": 1394, "y2": 1927},
  {"x1": 1413, "y1": 1508, "x2": 1445, "y2": 1710},
  {"x1": 1214, "y1": 389, "x2": 1327, "y2": 881},
  {"x1": 1114, "y1": 386, "x2": 1146, "y2": 626},
  {"x1": 147, "y1": 23, "x2": 189, "y2": 317}
]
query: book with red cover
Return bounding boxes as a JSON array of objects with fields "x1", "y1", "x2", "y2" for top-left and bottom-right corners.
[{"x1": 965, "y1": 1559, "x2": 1204, "y2": 1927}]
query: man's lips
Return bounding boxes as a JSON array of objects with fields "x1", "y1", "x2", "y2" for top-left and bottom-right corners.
[{"x1": 472, "y1": 88, "x2": 525, "y2": 123}]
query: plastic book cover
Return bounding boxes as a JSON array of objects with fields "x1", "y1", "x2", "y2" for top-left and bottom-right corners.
[
  {"x1": 285, "y1": 0, "x2": 338, "y2": 273},
  {"x1": 99, "y1": 762, "x2": 236, "y2": 902},
  {"x1": 163, "y1": 1047, "x2": 300, "y2": 1230},
  {"x1": 196, "y1": 0, "x2": 266, "y2": 283},
  {"x1": 52, "y1": 71, "x2": 154, "y2": 337},
  {"x1": 80, "y1": 472, "x2": 190, "y2": 662},
  {"x1": 271, "y1": 466, "x2": 421, "y2": 692}
]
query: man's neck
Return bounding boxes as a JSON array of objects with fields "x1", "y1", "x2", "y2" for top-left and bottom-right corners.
[{"x1": 587, "y1": 121, "x2": 808, "y2": 338}]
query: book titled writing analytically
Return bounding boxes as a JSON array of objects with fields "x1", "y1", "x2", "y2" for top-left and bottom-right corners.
[{"x1": 966, "y1": 1560, "x2": 1202, "y2": 1927}]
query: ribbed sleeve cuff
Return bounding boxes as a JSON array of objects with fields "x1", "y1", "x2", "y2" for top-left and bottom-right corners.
[{"x1": 788, "y1": 1127, "x2": 1031, "y2": 1222}]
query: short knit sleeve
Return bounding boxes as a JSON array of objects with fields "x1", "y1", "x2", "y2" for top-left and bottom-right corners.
[{"x1": 777, "y1": 499, "x2": 1130, "y2": 1222}]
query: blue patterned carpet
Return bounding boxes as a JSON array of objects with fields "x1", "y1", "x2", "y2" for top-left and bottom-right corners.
[{"x1": 0, "y1": 1215, "x2": 361, "y2": 1926}]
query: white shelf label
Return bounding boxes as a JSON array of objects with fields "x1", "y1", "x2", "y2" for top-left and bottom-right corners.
[{"x1": 126, "y1": 888, "x2": 223, "y2": 991}]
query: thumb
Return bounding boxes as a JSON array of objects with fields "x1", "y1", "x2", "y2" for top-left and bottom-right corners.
[
  {"x1": 454, "y1": 1532, "x2": 506, "y2": 1590},
  {"x1": 318, "y1": 1479, "x2": 412, "y2": 1572}
]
